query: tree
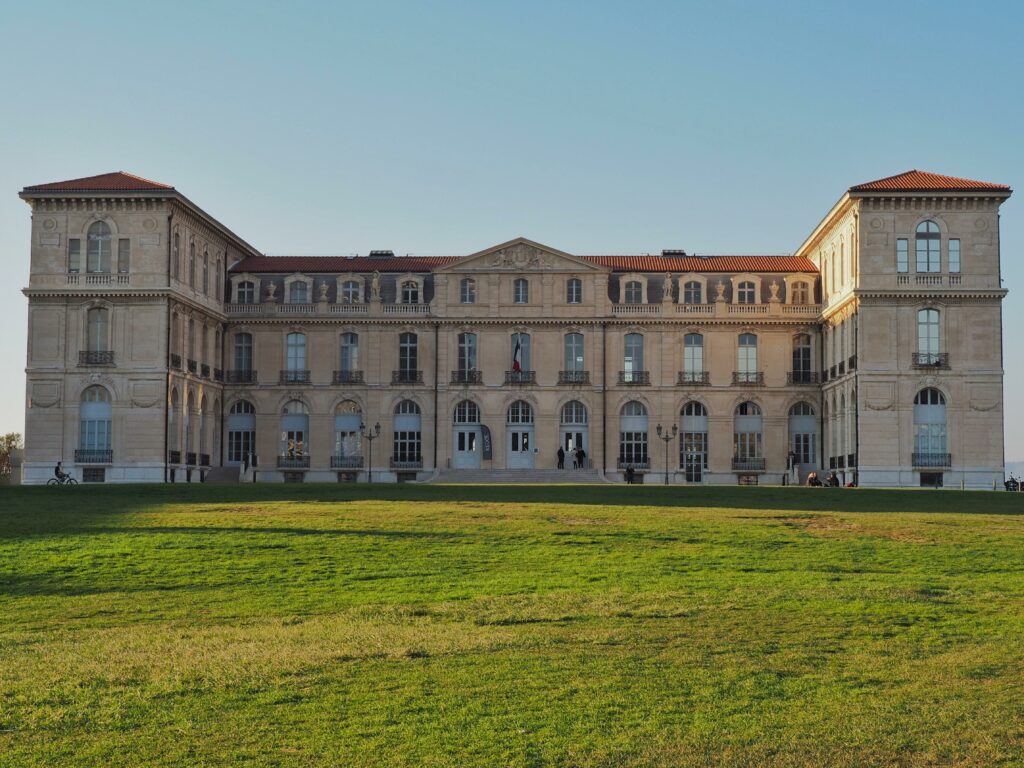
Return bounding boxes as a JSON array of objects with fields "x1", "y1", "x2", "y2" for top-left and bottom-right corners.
[{"x1": 0, "y1": 432, "x2": 23, "y2": 477}]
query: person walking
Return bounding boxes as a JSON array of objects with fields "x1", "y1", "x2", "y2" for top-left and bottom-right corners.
[
  {"x1": 557, "y1": 446, "x2": 565, "y2": 469},
  {"x1": 577, "y1": 447, "x2": 587, "y2": 470}
]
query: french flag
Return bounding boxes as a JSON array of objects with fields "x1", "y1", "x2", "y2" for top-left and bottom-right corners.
[{"x1": 512, "y1": 338, "x2": 522, "y2": 372}]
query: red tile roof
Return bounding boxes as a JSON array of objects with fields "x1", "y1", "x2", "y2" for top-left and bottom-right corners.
[
  {"x1": 850, "y1": 169, "x2": 1010, "y2": 193},
  {"x1": 233, "y1": 254, "x2": 817, "y2": 274},
  {"x1": 21, "y1": 171, "x2": 174, "y2": 193}
]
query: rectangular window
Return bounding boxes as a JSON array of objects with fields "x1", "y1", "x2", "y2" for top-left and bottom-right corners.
[
  {"x1": 68, "y1": 239, "x2": 81, "y2": 273},
  {"x1": 896, "y1": 239, "x2": 908, "y2": 273},
  {"x1": 228, "y1": 431, "x2": 255, "y2": 463},
  {"x1": 394, "y1": 431, "x2": 422, "y2": 463},
  {"x1": 619, "y1": 432, "x2": 648, "y2": 465},
  {"x1": 791, "y1": 433, "x2": 815, "y2": 464},
  {"x1": 948, "y1": 239, "x2": 960, "y2": 273},
  {"x1": 734, "y1": 431, "x2": 763, "y2": 459},
  {"x1": 117, "y1": 239, "x2": 130, "y2": 273},
  {"x1": 566, "y1": 279, "x2": 582, "y2": 304}
]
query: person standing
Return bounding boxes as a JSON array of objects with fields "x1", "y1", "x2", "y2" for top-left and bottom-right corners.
[
  {"x1": 578, "y1": 447, "x2": 587, "y2": 469},
  {"x1": 557, "y1": 446, "x2": 565, "y2": 469}
]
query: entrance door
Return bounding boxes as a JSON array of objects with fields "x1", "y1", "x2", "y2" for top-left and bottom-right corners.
[
  {"x1": 682, "y1": 432, "x2": 707, "y2": 483},
  {"x1": 560, "y1": 429, "x2": 589, "y2": 467},
  {"x1": 507, "y1": 429, "x2": 534, "y2": 469},
  {"x1": 452, "y1": 428, "x2": 481, "y2": 469}
]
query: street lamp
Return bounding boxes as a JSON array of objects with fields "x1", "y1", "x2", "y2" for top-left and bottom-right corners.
[
  {"x1": 655, "y1": 423, "x2": 678, "y2": 486},
  {"x1": 360, "y1": 421, "x2": 381, "y2": 483}
]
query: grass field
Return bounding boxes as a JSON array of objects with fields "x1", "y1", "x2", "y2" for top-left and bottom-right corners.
[{"x1": 1, "y1": 484, "x2": 1023, "y2": 767}]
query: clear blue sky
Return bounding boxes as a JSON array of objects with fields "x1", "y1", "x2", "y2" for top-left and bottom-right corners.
[{"x1": 1, "y1": 0, "x2": 1021, "y2": 458}]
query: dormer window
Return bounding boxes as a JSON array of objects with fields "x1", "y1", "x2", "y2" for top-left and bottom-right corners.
[
  {"x1": 683, "y1": 281, "x2": 702, "y2": 304},
  {"x1": 624, "y1": 280, "x2": 643, "y2": 304},
  {"x1": 790, "y1": 282, "x2": 809, "y2": 305},
  {"x1": 237, "y1": 281, "x2": 255, "y2": 304},
  {"x1": 289, "y1": 281, "x2": 308, "y2": 303},
  {"x1": 402, "y1": 281, "x2": 420, "y2": 304},
  {"x1": 737, "y1": 281, "x2": 756, "y2": 304},
  {"x1": 341, "y1": 280, "x2": 361, "y2": 303}
]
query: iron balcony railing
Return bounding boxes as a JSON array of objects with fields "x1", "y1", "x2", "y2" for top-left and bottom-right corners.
[
  {"x1": 829, "y1": 365, "x2": 837, "y2": 379},
  {"x1": 75, "y1": 449, "x2": 112, "y2": 464},
  {"x1": 170, "y1": 353, "x2": 182, "y2": 370},
  {"x1": 331, "y1": 455, "x2": 364, "y2": 469},
  {"x1": 731, "y1": 457, "x2": 766, "y2": 471},
  {"x1": 277, "y1": 455, "x2": 311, "y2": 469},
  {"x1": 390, "y1": 457, "x2": 423, "y2": 469},
  {"x1": 838, "y1": 361, "x2": 846, "y2": 376},
  {"x1": 168, "y1": 450, "x2": 181, "y2": 464},
  {"x1": 227, "y1": 370, "x2": 257, "y2": 384},
  {"x1": 618, "y1": 370, "x2": 650, "y2": 385},
  {"x1": 677, "y1": 371, "x2": 710, "y2": 386},
  {"x1": 505, "y1": 370, "x2": 536, "y2": 385},
  {"x1": 848, "y1": 355, "x2": 857, "y2": 371},
  {"x1": 787, "y1": 371, "x2": 820, "y2": 385},
  {"x1": 186, "y1": 452, "x2": 197, "y2": 466},
  {"x1": 200, "y1": 453, "x2": 211, "y2": 466},
  {"x1": 848, "y1": 453, "x2": 857, "y2": 467},
  {"x1": 451, "y1": 370, "x2": 484, "y2": 385},
  {"x1": 78, "y1": 350, "x2": 115, "y2": 366},
  {"x1": 616, "y1": 458, "x2": 650, "y2": 470},
  {"x1": 912, "y1": 452, "x2": 951, "y2": 468},
  {"x1": 213, "y1": 368, "x2": 224, "y2": 382},
  {"x1": 332, "y1": 370, "x2": 365, "y2": 385},
  {"x1": 558, "y1": 370, "x2": 590, "y2": 386},
  {"x1": 200, "y1": 364, "x2": 211, "y2": 379},
  {"x1": 279, "y1": 369, "x2": 311, "y2": 384},
  {"x1": 912, "y1": 353, "x2": 950, "y2": 369},
  {"x1": 392, "y1": 370, "x2": 424, "y2": 385},
  {"x1": 187, "y1": 359, "x2": 198, "y2": 374},
  {"x1": 732, "y1": 371, "x2": 764, "y2": 386}
]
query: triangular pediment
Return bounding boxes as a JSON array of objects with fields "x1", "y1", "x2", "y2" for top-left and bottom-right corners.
[{"x1": 437, "y1": 237, "x2": 609, "y2": 273}]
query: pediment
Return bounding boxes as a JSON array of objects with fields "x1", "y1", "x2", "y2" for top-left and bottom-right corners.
[{"x1": 437, "y1": 237, "x2": 608, "y2": 273}]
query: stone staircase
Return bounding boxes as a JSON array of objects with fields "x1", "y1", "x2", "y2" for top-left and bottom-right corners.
[
  {"x1": 203, "y1": 465, "x2": 242, "y2": 484},
  {"x1": 431, "y1": 467, "x2": 607, "y2": 484}
]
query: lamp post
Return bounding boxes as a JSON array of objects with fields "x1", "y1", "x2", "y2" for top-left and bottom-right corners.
[
  {"x1": 360, "y1": 421, "x2": 381, "y2": 483},
  {"x1": 655, "y1": 423, "x2": 678, "y2": 486}
]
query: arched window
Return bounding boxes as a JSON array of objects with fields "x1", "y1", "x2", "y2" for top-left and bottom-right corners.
[
  {"x1": 507, "y1": 400, "x2": 534, "y2": 424},
  {"x1": 917, "y1": 308, "x2": 941, "y2": 364},
  {"x1": 233, "y1": 333, "x2": 252, "y2": 375},
  {"x1": 227, "y1": 399, "x2": 256, "y2": 464},
  {"x1": 513, "y1": 277, "x2": 529, "y2": 304},
  {"x1": 189, "y1": 243, "x2": 196, "y2": 287},
  {"x1": 280, "y1": 400, "x2": 309, "y2": 459},
  {"x1": 285, "y1": 332, "x2": 307, "y2": 381},
  {"x1": 202, "y1": 251, "x2": 209, "y2": 294},
  {"x1": 86, "y1": 222, "x2": 112, "y2": 273},
  {"x1": 619, "y1": 401, "x2": 648, "y2": 468},
  {"x1": 623, "y1": 333, "x2": 645, "y2": 383},
  {"x1": 916, "y1": 221, "x2": 941, "y2": 273},
  {"x1": 172, "y1": 232, "x2": 180, "y2": 279},
  {"x1": 624, "y1": 280, "x2": 643, "y2": 304},
  {"x1": 792, "y1": 334, "x2": 812, "y2": 383},
  {"x1": 737, "y1": 333, "x2": 758, "y2": 383},
  {"x1": 398, "y1": 332, "x2": 418, "y2": 382},
  {"x1": 733, "y1": 401, "x2": 763, "y2": 468},
  {"x1": 237, "y1": 280, "x2": 255, "y2": 304},
  {"x1": 454, "y1": 400, "x2": 480, "y2": 423},
  {"x1": 79, "y1": 386, "x2": 112, "y2": 461},
  {"x1": 790, "y1": 282, "x2": 809, "y2": 305},
  {"x1": 511, "y1": 332, "x2": 530, "y2": 374},
  {"x1": 457, "y1": 332, "x2": 477, "y2": 372},
  {"x1": 339, "y1": 333, "x2": 359, "y2": 376},
  {"x1": 737, "y1": 281, "x2": 756, "y2": 304},
  {"x1": 914, "y1": 388, "x2": 948, "y2": 469},
  {"x1": 683, "y1": 281, "x2": 702, "y2": 304},
  {"x1": 289, "y1": 281, "x2": 308, "y2": 304},
  {"x1": 564, "y1": 333, "x2": 585, "y2": 375},
  {"x1": 401, "y1": 281, "x2": 419, "y2": 304},
  {"x1": 341, "y1": 280, "x2": 361, "y2": 303},
  {"x1": 789, "y1": 402, "x2": 816, "y2": 465},
  {"x1": 460, "y1": 278, "x2": 476, "y2": 304},
  {"x1": 561, "y1": 400, "x2": 587, "y2": 424},
  {"x1": 86, "y1": 307, "x2": 109, "y2": 353},
  {"x1": 393, "y1": 400, "x2": 423, "y2": 465},
  {"x1": 566, "y1": 278, "x2": 582, "y2": 304},
  {"x1": 334, "y1": 400, "x2": 362, "y2": 461},
  {"x1": 682, "y1": 333, "x2": 704, "y2": 383},
  {"x1": 681, "y1": 401, "x2": 708, "y2": 481}
]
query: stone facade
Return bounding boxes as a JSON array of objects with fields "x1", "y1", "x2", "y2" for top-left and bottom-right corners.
[{"x1": 18, "y1": 170, "x2": 1012, "y2": 487}]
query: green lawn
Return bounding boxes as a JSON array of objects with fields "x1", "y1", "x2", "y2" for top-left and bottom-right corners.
[{"x1": 1, "y1": 484, "x2": 1023, "y2": 767}]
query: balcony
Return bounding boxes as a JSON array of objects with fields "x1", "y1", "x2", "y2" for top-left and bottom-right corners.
[
  {"x1": 75, "y1": 449, "x2": 112, "y2": 464},
  {"x1": 200, "y1": 364, "x2": 211, "y2": 379},
  {"x1": 787, "y1": 371, "x2": 820, "y2": 385},
  {"x1": 333, "y1": 370, "x2": 365, "y2": 385},
  {"x1": 391, "y1": 457, "x2": 423, "y2": 469},
  {"x1": 617, "y1": 458, "x2": 650, "y2": 470},
  {"x1": 277, "y1": 303, "x2": 315, "y2": 315},
  {"x1": 383, "y1": 303, "x2": 429, "y2": 316},
  {"x1": 170, "y1": 353, "x2": 182, "y2": 370},
  {"x1": 187, "y1": 359, "x2": 198, "y2": 374},
  {"x1": 838, "y1": 361, "x2": 846, "y2": 376},
  {"x1": 677, "y1": 371, "x2": 710, "y2": 386},
  {"x1": 331, "y1": 455, "x2": 364, "y2": 469},
  {"x1": 558, "y1": 370, "x2": 590, "y2": 386},
  {"x1": 278, "y1": 455, "x2": 311, "y2": 469},
  {"x1": 213, "y1": 368, "x2": 224, "y2": 382},
  {"x1": 393, "y1": 370, "x2": 424, "y2": 385},
  {"x1": 186, "y1": 452, "x2": 197, "y2": 466},
  {"x1": 848, "y1": 453, "x2": 857, "y2": 468},
  {"x1": 732, "y1": 457, "x2": 766, "y2": 472},
  {"x1": 618, "y1": 370, "x2": 650, "y2": 386},
  {"x1": 732, "y1": 371, "x2": 764, "y2": 386},
  {"x1": 912, "y1": 353, "x2": 950, "y2": 369},
  {"x1": 829, "y1": 365, "x2": 837, "y2": 379},
  {"x1": 279, "y1": 369, "x2": 311, "y2": 384},
  {"x1": 200, "y1": 453, "x2": 211, "y2": 466},
  {"x1": 328, "y1": 303, "x2": 369, "y2": 315},
  {"x1": 612, "y1": 304, "x2": 661, "y2": 317},
  {"x1": 848, "y1": 355, "x2": 857, "y2": 372},
  {"x1": 227, "y1": 370, "x2": 257, "y2": 384},
  {"x1": 168, "y1": 450, "x2": 181, "y2": 464},
  {"x1": 451, "y1": 370, "x2": 483, "y2": 385},
  {"x1": 78, "y1": 350, "x2": 115, "y2": 366},
  {"x1": 913, "y1": 452, "x2": 951, "y2": 468},
  {"x1": 505, "y1": 370, "x2": 536, "y2": 385}
]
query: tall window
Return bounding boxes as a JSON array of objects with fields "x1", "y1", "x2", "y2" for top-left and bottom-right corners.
[
  {"x1": 789, "y1": 402, "x2": 816, "y2": 465},
  {"x1": 234, "y1": 333, "x2": 252, "y2": 372},
  {"x1": 624, "y1": 333, "x2": 644, "y2": 381},
  {"x1": 792, "y1": 333, "x2": 812, "y2": 382},
  {"x1": 916, "y1": 221, "x2": 941, "y2": 272},
  {"x1": 172, "y1": 232, "x2": 180, "y2": 279},
  {"x1": 280, "y1": 400, "x2": 309, "y2": 457},
  {"x1": 393, "y1": 400, "x2": 422, "y2": 464},
  {"x1": 202, "y1": 252, "x2": 209, "y2": 294},
  {"x1": 564, "y1": 333, "x2": 584, "y2": 372},
  {"x1": 237, "y1": 281, "x2": 255, "y2": 304},
  {"x1": 227, "y1": 400, "x2": 256, "y2": 464},
  {"x1": 896, "y1": 238, "x2": 909, "y2": 273},
  {"x1": 341, "y1": 280, "x2": 361, "y2": 303},
  {"x1": 457, "y1": 332, "x2": 477, "y2": 371},
  {"x1": 511, "y1": 332, "x2": 530, "y2": 372},
  {"x1": 402, "y1": 281, "x2": 419, "y2": 304},
  {"x1": 334, "y1": 400, "x2": 362, "y2": 459},
  {"x1": 286, "y1": 332, "x2": 306, "y2": 371},
  {"x1": 914, "y1": 388, "x2": 947, "y2": 458},
  {"x1": 681, "y1": 401, "x2": 708, "y2": 482},
  {"x1": 948, "y1": 239, "x2": 961, "y2": 273},
  {"x1": 619, "y1": 401, "x2": 648, "y2": 467},
  {"x1": 683, "y1": 333, "x2": 704, "y2": 383},
  {"x1": 513, "y1": 278, "x2": 529, "y2": 304},
  {"x1": 733, "y1": 402, "x2": 763, "y2": 461},
  {"x1": 68, "y1": 238, "x2": 82, "y2": 274},
  {"x1": 201, "y1": 325, "x2": 209, "y2": 365},
  {"x1": 399, "y1": 332, "x2": 418, "y2": 378},
  {"x1": 340, "y1": 333, "x2": 359, "y2": 372},
  {"x1": 289, "y1": 281, "x2": 308, "y2": 303},
  {"x1": 86, "y1": 307, "x2": 109, "y2": 352},
  {"x1": 624, "y1": 280, "x2": 642, "y2": 304},
  {"x1": 683, "y1": 281, "x2": 702, "y2": 304},
  {"x1": 86, "y1": 222, "x2": 112, "y2": 273},
  {"x1": 738, "y1": 333, "x2": 758, "y2": 381},
  {"x1": 215, "y1": 258, "x2": 222, "y2": 300},
  {"x1": 790, "y1": 282, "x2": 809, "y2": 304},
  {"x1": 80, "y1": 386, "x2": 112, "y2": 454},
  {"x1": 737, "y1": 281, "x2": 756, "y2": 304},
  {"x1": 188, "y1": 319, "x2": 195, "y2": 362},
  {"x1": 189, "y1": 243, "x2": 196, "y2": 287},
  {"x1": 460, "y1": 278, "x2": 476, "y2": 304},
  {"x1": 117, "y1": 239, "x2": 130, "y2": 274},
  {"x1": 566, "y1": 278, "x2": 582, "y2": 304},
  {"x1": 917, "y1": 308, "x2": 940, "y2": 363}
]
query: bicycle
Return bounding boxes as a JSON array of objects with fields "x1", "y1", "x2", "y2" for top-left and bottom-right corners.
[{"x1": 47, "y1": 474, "x2": 78, "y2": 486}]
